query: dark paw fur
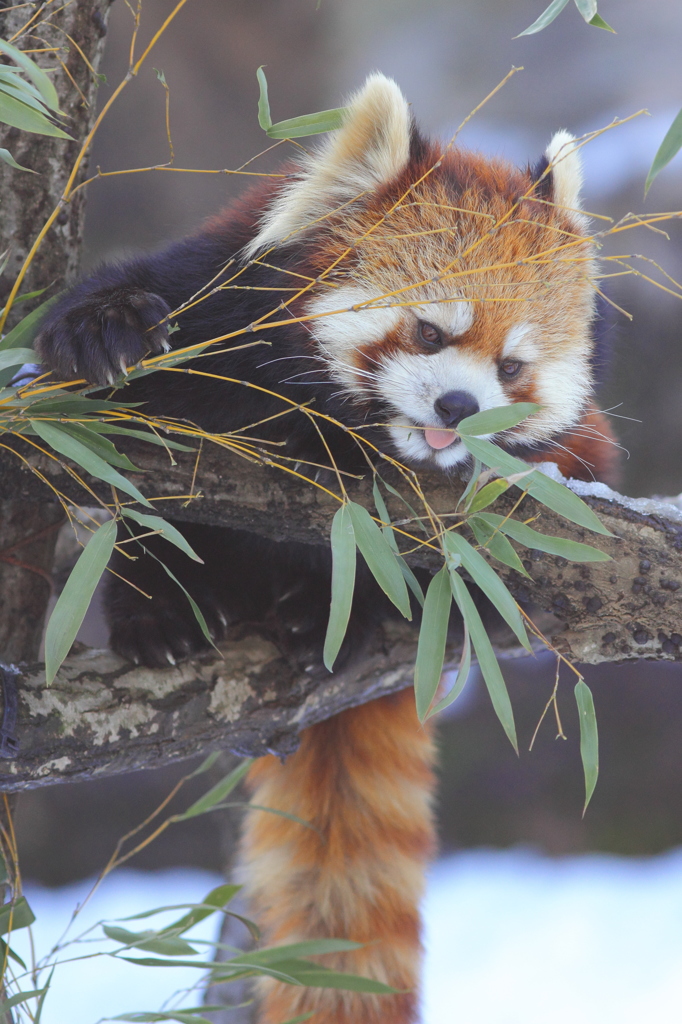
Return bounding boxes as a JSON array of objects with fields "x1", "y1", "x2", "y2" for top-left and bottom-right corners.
[{"x1": 35, "y1": 288, "x2": 172, "y2": 386}]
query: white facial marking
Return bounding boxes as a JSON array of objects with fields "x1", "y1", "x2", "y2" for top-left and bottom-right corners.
[
  {"x1": 308, "y1": 285, "x2": 401, "y2": 386},
  {"x1": 376, "y1": 347, "x2": 509, "y2": 468},
  {"x1": 413, "y1": 300, "x2": 474, "y2": 338},
  {"x1": 503, "y1": 323, "x2": 540, "y2": 361},
  {"x1": 528, "y1": 351, "x2": 593, "y2": 440}
]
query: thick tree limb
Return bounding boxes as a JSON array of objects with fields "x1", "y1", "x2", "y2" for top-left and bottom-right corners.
[{"x1": 0, "y1": 436, "x2": 681, "y2": 790}]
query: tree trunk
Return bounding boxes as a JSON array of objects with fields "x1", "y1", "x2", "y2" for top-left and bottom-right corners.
[{"x1": 0, "y1": 0, "x2": 112, "y2": 661}]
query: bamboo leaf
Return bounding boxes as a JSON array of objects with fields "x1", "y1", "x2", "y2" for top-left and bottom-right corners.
[
  {"x1": 0, "y1": 293, "x2": 60, "y2": 350},
  {"x1": 0, "y1": 347, "x2": 37, "y2": 372},
  {"x1": 470, "y1": 516, "x2": 530, "y2": 577},
  {"x1": 323, "y1": 503, "x2": 356, "y2": 671},
  {"x1": 645, "y1": 107, "x2": 682, "y2": 196},
  {"x1": 515, "y1": 0, "x2": 570, "y2": 36},
  {"x1": 0, "y1": 90, "x2": 71, "y2": 138},
  {"x1": 443, "y1": 531, "x2": 530, "y2": 650},
  {"x1": 575, "y1": 679, "x2": 599, "y2": 813},
  {"x1": 414, "y1": 566, "x2": 452, "y2": 721},
  {"x1": 457, "y1": 402, "x2": 540, "y2": 437},
  {"x1": 56, "y1": 421, "x2": 142, "y2": 471},
  {"x1": 0, "y1": 896, "x2": 36, "y2": 935},
  {"x1": 347, "y1": 502, "x2": 411, "y2": 619},
  {"x1": 103, "y1": 924, "x2": 199, "y2": 956},
  {"x1": 466, "y1": 477, "x2": 511, "y2": 513},
  {"x1": 267, "y1": 108, "x2": 347, "y2": 139},
  {"x1": 44, "y1": 519, "x2": 117, "y2": 684},
  {"x1": 29, "y1": 419, "x2": 154, "y2": 508},
  {"x1": 173, "y1": 759, "x2": 253, "y2": 821},
  {"x1": 477, "y1": 512, "x2": 611, "y2": 562},
  {"x1": 226, "y1": 939, "x2": 362, "y2": 968},
  {"x1": 160, "y1": 884, "x2": 241, "y2": 935},
  {"x1": 0, "y1": 989, "x2": 47, "y2": 1014},
  {"x1": 447, "y1": 564, "x2": 518, "y2": 753},
  {"x1": 121, "y1": 509, "x2": 204, "y2": 562},
  {"x1": 427, "y1": 627, "x2": 472, "y2": 718},
  {"x1": 459, "y1": 434, "x2": 612, "y2": 536},
  {"x1": 373, "y1": 478, "x2": 425, "y2": 606},
  {"x1": 256, "y1": 66, "x2": 272, "y2": 130},
  {"x1": 588, "y1": 12, "x2": 615, "y2": 31},
  {"x1": 573, "y1": 0, "x2": 597, "y2": 21},
  {"x1": 0, "y1": 38, "x2": 61, "y2": 111},
  {"x1": 0, "y1": 145, "x2": 36, "y2": 173}
]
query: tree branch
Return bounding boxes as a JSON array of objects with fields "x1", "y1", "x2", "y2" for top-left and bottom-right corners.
[{"x1": 0, "y1": 437, "x2": 681, "y2": 789}]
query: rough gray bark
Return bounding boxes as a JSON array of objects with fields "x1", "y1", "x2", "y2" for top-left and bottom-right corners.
[
  {"x1": 3, "y1": 437, "x2": 682, "y2": 664},
  {"x1": 0, "y1": 0, "x2": 111, "y2": 661},
  {"x1": 1, "y1": 435, "x2": 682, "y2": 789}
]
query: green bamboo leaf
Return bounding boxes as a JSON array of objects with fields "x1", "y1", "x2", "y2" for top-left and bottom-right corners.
[
  {"x1": 573, "y1": 0, "x2": 597, "y2": 21},
  {"x1": 0, "y1": 347, "x2": 36, "y2": 372},
  {"x1": 118, "y1": 888, "x2": 240, "y2": 927},
  {"x1": 229, "y1": 957, "x2": 397, "y2": 993},
  {"x1": 447, "y1": 564, "x2": 518, "y2": 753},
  {"x1": 457, "y1": 402, "x2": 540, "y2": 437},
  {"x1": 121, "y1": 509, "x2": 203, "y2": 563},
  {"x1": 466, "y1": 477, "x2": 511, "y2": 513},
  {"x1": 588, "y1": 12, "x2": 615, "y2": 31},
  {"x1": 477, "y1": 512, "x2": 611, "y2": 562},
  {"x1": 256, "y1": 66, "x2": 272, "y2": 130},
  {"x1": 459, "y1": 435, "x2": 612, "y2": 536},
  {"x1": 372, "y1": 478, "x2": 425, "y2": 606},
  {"x1": 0, "y1": 989, "x2": 47, "y2": 1014},
  {"x1": 82, "y1": 422, "x2": 195, "y2": 452},
  {"x1": 227, "y1": 939, "x2": 362, "y2": 968},
  {"x1": 0, "y1": 936, "x2": 27, "y2": 970},
  {"x1": 103, "y1": 924, "x2": 199, "y2": 956},
  {"x1": 0, "y1": 293, "x2": 60, "y2": 350},
  {"x1": 173, "y1": 759, "x2": 253, "y2": 821},
  {"x1": 160, "y1": 884, "x2": 241, "y2": 935},
  {"x1": 0, "y1": 75, "x2": 57, "y2": 117},
  {"x1": 0, "y1": 66, "x2": 46, "y2": 105},
  {"x1": 347, "y1": 502, "x2": 411, "y2": 619},
  {"x1": 112, "y1": 1014, "x2": 220, "y2": 1024},
  {"x1": 44, "y1": 519, "x2": 117, "y2": 684},
  {"x1": 0, "y1": 90, "x2": 71, "y2": 138},
  {"x1": 414, "y1": 566, "x2": 452, "y2": 722},
  {"x1": 427, "y1": 628, "x2": 472, "y2": 718},
  {"x1": 29, "y1": 419, "x2": 154, "y2": 508},
  {"x1": 323, "y1": 503, "x2": 356, "y2": 671},
  {"x1": 0, "y1": 38, "x2": 61, "y2": 111},
  {"x1": 443, "y1": 531, "x2": 530, "y2": 650},
  {"x1": 470, "y1": 516, "x2": 530, "y2": 577},
  {"x1": 267, "y1": 108, "x2": 347, "y2": 139},
  {"x1": 0, "y1": 146, "x2": 36, "y2": 173},
  {"x1": 645, "y1": 107, "x2": 682, "y2": 196},
  {"x1": 0, "y1": 896, "x2": 36, "y2": 935},
  {"x1": 456, "y1": 456, "x2": 483, "y2": 510},
  {"x1": 515, "y1": 0, "x2": 570, "y2": 36},
  {"x1": 575, "y1": 679, "x2": 599, "y2": 813},
  {"x1": 56, "y1": 421, "x2": 142, "y2": 471}
]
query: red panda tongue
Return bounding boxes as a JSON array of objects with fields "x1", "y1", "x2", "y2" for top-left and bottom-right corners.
[{"x1": 424, "y1": 427, "x2": 457, "y2": 450}]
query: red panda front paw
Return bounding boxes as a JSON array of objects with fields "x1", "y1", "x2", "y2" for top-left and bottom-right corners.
[
  {"x1": 108, "y1": 594, "x2": 228, "y2": 668},
  {"x1": 35, "y1": 289, "x2": 172, "y2": 387}
]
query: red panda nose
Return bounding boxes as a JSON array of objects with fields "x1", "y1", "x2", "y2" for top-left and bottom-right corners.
[{"x1": 434, "y1": 390, "x2": 479, "y2": 427}]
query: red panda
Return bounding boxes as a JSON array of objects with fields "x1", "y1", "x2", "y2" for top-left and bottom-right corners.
[{"x1": 35, "y1": 74, "x2": 617, "y2": 1023}]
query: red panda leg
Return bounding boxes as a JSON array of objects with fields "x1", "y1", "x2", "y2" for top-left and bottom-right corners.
[{"x1": 241, "y1": 687, "x2": 437, "y2": 1024}]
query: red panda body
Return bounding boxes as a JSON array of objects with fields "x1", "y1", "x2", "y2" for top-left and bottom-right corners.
[{"x1": 35, "y1": 75, "x2": 617, "y2": 1022}]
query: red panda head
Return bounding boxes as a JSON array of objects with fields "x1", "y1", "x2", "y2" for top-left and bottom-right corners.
[{"x1": 245, "y1": 75, "x2": 597, "y2": 470}]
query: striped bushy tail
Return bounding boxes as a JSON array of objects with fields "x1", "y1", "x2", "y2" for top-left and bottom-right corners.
[{"x1": 241, "y1": 687, "x2": 436, "y2": 1024}]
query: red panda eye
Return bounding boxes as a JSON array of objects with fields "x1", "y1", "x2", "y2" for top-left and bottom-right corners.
[
  {"x1": 418, "y1": 321, "x2": 442, "y2": 347},
  {"x1": 500, "y1": 360, "x2": 522, "y2": 378}
]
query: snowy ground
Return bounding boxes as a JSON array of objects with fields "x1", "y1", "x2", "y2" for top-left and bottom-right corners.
[{"x1": 9, "y1": 848, "x2": 682, "y2": 1024}]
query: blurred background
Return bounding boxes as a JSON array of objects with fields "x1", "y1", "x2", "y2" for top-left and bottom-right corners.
[{"x1": 11, "y1": 0, "x2": 682, "y2": 1020}]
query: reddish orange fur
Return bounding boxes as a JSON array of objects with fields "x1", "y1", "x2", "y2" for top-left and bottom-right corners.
[{"x1": 241, "y1": 688, "x2": 436, "y2": 1023}]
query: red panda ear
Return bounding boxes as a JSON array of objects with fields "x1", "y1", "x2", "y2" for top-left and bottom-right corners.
[
  {"x1": 543, "y1": 130, "x2": 587, "y2": 228},
  {"x1": 243, "y1": 74, "x2": 411, "y2": 256}
]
